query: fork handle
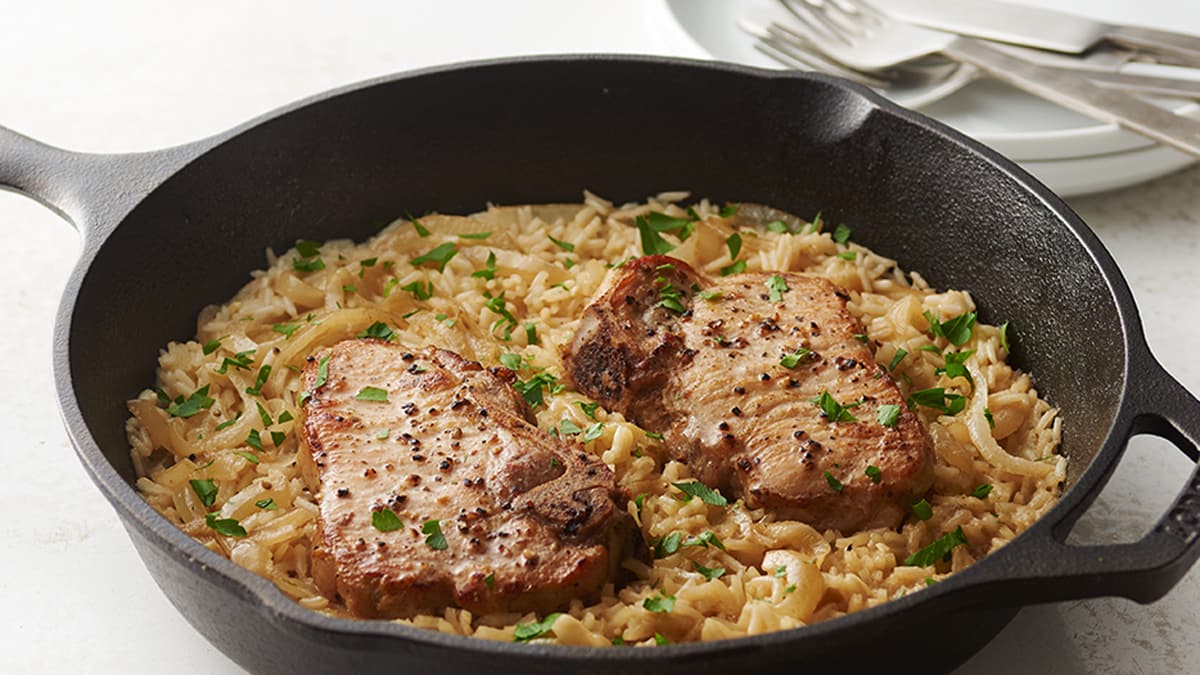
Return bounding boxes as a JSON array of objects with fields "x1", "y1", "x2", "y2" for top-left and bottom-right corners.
[
  {"x1": 1105, "y1": 26, "x2": 1200, "y2": 69},
  {"x1": 942, "y1": 37, "x2": 1200, "y2": 158}
]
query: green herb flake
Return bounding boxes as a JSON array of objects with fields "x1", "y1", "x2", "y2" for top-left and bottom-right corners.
[
  {"x1": 355, "y1": 386, "x2": 389, "y2": 402},
  {"x1": 774, "y1": 565, "x2": 788, "y2": 578},
  {"x1": 765, "y1": 220, "x2": 789, "y2": 234},
  {"x1": 359, "y1": 257, "x2": 378, "y2": 276},
  {"x1": 912, "y1": 498, "x2": 933, "y2": 520},
  {"x1": 356, "y1": 321, "x2": 395, "y2": 341},
  {"x1": 646, "y1": 211, "x2": 695, "y2": 242},
  {"x1": 408, "y1": 213, "x2": 431, "y2": 237},
  {"x1": 936, "y1": 350, "x2": 976, "y2": 387},
  {"x1": 672, "y1": 481, "x2": 728, "y2": 507},
  {"x1": 235, "y1": 451, "x2": 260, "y2": 464},
  {"x1": 273, "y1": 323, "x2": 301, "y2": 339},
  {"x1": 837, "y1": 251, "x2": 857, "y2": 261},
  {"x1": 292, "y1": 256, "x2": 325, "y2": 273},
  {"x1": 459, "y1": 231, "x2": 492, "y2": 240},
  {"x1": 246, "y1": 429, "x2": 264, "y2": 451},
  {"x1": 372, "y1": 508, "x2": 404, "y2": 532},
  {"x1": 720, "y1": 259, "x2": 747, "y2": 276},
  {"x1": 634, "y1": 493, "x2": 646, "y2": 519},
  {"x1": 499, "y1": 353, "x2": 523, "y2": 371},
  {"x1": 190, "y1": 479, "x2": 218, "y2": 507},
  {"x1": 925, "y1": 310, "x2": 977, "y2": 347},
  {"x1": 205, "y1": 513, "x2": 247, "y2": 538},
  {"x1": 563, "y1": 258, "x2": 576, "y2": 269},
  {"x1": 548, "y1": 235, "x2": 575, "y2": 252},
  {"x1": 400, "y1": 280, "x2": 433, "y2": 301},
  {"x1": 780, "y1": 347, "x2": 812, "y2": 369},
  {"x1": 918, "y1": 344, "x2": 943, "y2": 355},
  {"x1": 167, "y1": 385, "x2": 215, "y2": 419},
  {"x1": 766, "y1": 275, "x2": 788, "y2": 302},
  {"x1": 824, "y1": 471, "x2": 844, "y2": 492},
  {"x1": 342, "y1": 284, "x2": 357, "y2": 293},
  {"x1": 560, "y1": 418, "x2": 583, "y2": 436},
  {"x1": 246, "y1": 365, "x2": 272, "y2": 396},
  {"x1": 832, "y1": 224, "x2": 852, "y2": 244},
  {"x1": 720, "y1": 204, "x2": 740, "y2": 217},
  {"x1": 999, "y1": 321, "x2": 1011, "y2": 352},
  {"x1": 524, "y1": 321, "x2": 539, "y2": 345},
  {"x1": 411, "y1": 243, "x2": 458, "y2": 272},
  {"x1": 655, "y1": 532, "x2": 682, "y2": 558},
  {"x1": 654, "y1": 633, "x2": 669, "y2": 646},
  {"x1": 581, "y1": 422, "x2": 604, "y2": 443},
  {"x1": 643, "y1": 594, "x2": 675, "y2": 613},
  {"x1": 907, "y1": 387, "x2": 967, "y2": 415},
  {"x1": 983, "y1": 408, "x2": 995, "y2": 428},
  {"x1": 726, "y1": 232, "x2": 743, "y2": 259},
  {"x1": 214, "y1": 412, "x2": 242, "y2": 431},
  {"x1": 422, "y1": 519, "x2": 448, "y2": 550},
  {"x1": 470, "y1": 250, "x2": 498, "y2": 280},
  {"x1": 484, "y1": 572, "x2": 495, "y2": 589},
  {"x1": 271, "y1": 430, "x2": 286, "y2": 446},
  {"x1": 255, "y1": 498, "x2": 277, "y2": 510},
  {"x1": 865, "y1": 465, "x2": 882, "y2": 483},
  {"x1": 513, "y1": 372, "x2": 559, "y2": 409},
  {"x1": 215, "y1": 349, "x2": 256, "y2": 375},
  {"x1": 254, "y1": 401, "x2": 273, "y2": 428},
  {"x1": 903, "y1": 526, "x2": 968, "y2": 567},
  {"x1": 277, "y1": 410, "x2": 294, "y2": 424},
  {"x1": 513, "y1": 613, "x2": 562, "y2": 642},
  {"x1": 683, "y1": 530, "x2": 725, "y2": 550},
  {"x1": 645, "y1": 430, "x2": 664, "y2": 441},
  {"x1": 888, "y1": 348, "x2": 908, "y2": 371},
  {"x1": 655, "y1": 280, "x2": 687, "y2": 314},
  {"x1": 812, "y1": 390, "x2": 859, "y2": 423},
  {"x1": 295, "y1": 239, "x2": 322, "y2": 257},
  {"x1": 202, "y1": 339, "x2": 222, "y2": 355},
  {"x1": 576, "y1": 400, "x2": 600, "y2": 420},
  {"x1": 693, "y1": 562, "x2": 726, "y2": 581},
  {"x1": 925, "y1": 577, "x2": 937, "y2": 587},
  {"x1": 313, "y1": 354, "x2": 331, "y2": 390},
  {"x1": 636, "y1": 215, "x2": 677, "y2": 256},
  {"x1": 971, "y1": 484, "x2": 994, "y2": 499},
  {"x1": 877, "y1": 404, "x2": 902, "y2": 428}
]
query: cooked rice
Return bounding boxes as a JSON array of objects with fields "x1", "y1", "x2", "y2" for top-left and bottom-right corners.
[{"x1": 128, "y1": 192, "x2": 1063, "y2": 646}]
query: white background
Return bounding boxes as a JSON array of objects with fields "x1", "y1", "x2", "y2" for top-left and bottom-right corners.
[{"x1": 2, "y1": 1, "x2": 1198, "y2": 673}]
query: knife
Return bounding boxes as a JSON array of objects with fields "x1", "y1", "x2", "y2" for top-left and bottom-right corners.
[{"x1": 873, "y1": 0, "x2": 1200, "y2": 68}]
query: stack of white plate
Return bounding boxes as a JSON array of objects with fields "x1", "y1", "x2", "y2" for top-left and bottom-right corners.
[{"x1": 650, "y1": 0, "x2": 1200, "y2": 197}]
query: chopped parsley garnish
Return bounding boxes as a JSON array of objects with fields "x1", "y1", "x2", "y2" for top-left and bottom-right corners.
[
  {"x1": 999, "y1": 321, "x2": 1011, "y2": 352},
  {"x1": 633, "y1": 493, "x2": 647, "y2": 520},
  {"x1": 812, "y1": 390, "x2": 860, "y2": 423},
  {"x1": 560, "y1": 418, "x2": 583, "y2": 436},
  {"x1": 355, "y1": 386, "x2": 388, "y2": 402},
  {"x1": 854, "y1": 333, "x2": 869, "y2": 343},
  {"x1": 925, "y1": 577, "x2": 937, "y2": 587},
  {"x1": 271, "y1": 430, "x2": 286, "y2": 446},
  {"x1": 924, "y1": 310, "x2": 977, "y2": 347},
  {"x1": 359, "y1": 258, "x2": 378, "y2": 277},
  {"x1": 314, "y1": 354, "x2": 331, "y2": 390},
  {"x1": 246, "y1": 429, "x2": 263, "y2": 451},
  {"x1": 499, "y1": 353, "x2": 523, "y2": 370},
  {"x1": 408, "y1": 213, "x2": 430, "y2": 237},
  {"x1": 656, "y1": 279, "x2": 687, "y2": 314},
  {"x1": 726, "y1": 232, "x2": 742, "y2": 259},
  {"x1": 972, "y1": 484, "x2": 993, "y2": 499},
  {"x1": 273, "y1": 323, "x2": 301, "y2": 339},
  {"x1": 912, "y1": 499, "x2": 933, "y2": 520},
  {"x1": 907, "y1": 387, "x2": 967, "y2": 415},
  {"x1": 215, "y1": 349, "x2": 255, "y2": 374},
  {"x1": 683, "y1": 530, "x2": 725, "y2": 550},
  {"x1": 399, "y1": 280, "x2": 433, "y2": 301},
  {"x1": 672, "y1": 481, "x2": 728, "y2": 507},
  {"x1": 765, "y1": 220, "x2": 789, "y2": 233},
  {"x1": 648, "y1": 211, "x2": 696, "y2": 241},
  {"x1": 433, "y1": 313, "x2": 455, "y2": 327},
  {"x1": 484, "y1": 572, "x2": 495, "y2": 589},
  {"x1": 524, "y1": 322, "x2": 538, "y2": 345},
  {"x1": 357, "y1": 321, "x2": 395, "y2": 341},
  {"x1": 246, "y1": 366, "x2": 272, "y2": 396},
  {"x1": 918, "y1": 344, "x2": 943, "y2": 355},
  {"x1": 655, "y1": 532, "x2": 682, "y2": 558},
  {"x1": 548, "y1": 235, "x2": 575, "y2": 252},
  {"x1": 865, "y1": 465, "x2": 882, "y2": 483},
  {"x1": 644, "y1": 430, "x2": 664, "y2": 440},
  {"x1": 636, "y1": 215, "x2": 676, "y2": 256},
  {"x1": 372, "y1": 508, "x2": 403, "y2": 532},
  {"x1": 698, "y1": 289, "x2": 723, "y2": 301},
  {"x1": 277, "y1": 410, "x2": 293, "y2": 423},
  {"x1": 720, "y1": 259, "x2": 747, "y2": 276},
  {"x1": 382, "y1": 278, "x2": 399, "y2": 297},
  {"x1": 376, "y1": 428, "x2": 391, "y2": 441},
  {"x1": 205, "y1": 513, "x2": 246, "y2": 537},
  {"x1": 472, "y1": 250, "x2": 497, "y2": 280},
  {"x1": 877, "y1": 404, "x2": 901, "y2": 428},
  {"x1": 255, "y1": 400, "x2": 273, "y2": 427},
  {"x1": 774, "y1": 565, "x2": 788, "y2": 578},
  {"x1": 936, "y1": 350, "x2": 976, "y2": 387},
  {"x1": 888, "y1": 348, "x2": 908, "y2": 371},
  {"x1": 720, "y1": 204, "x2": 739, "y2": 217},
  {"x1": 513, "y1": 613, "x2": 561, "y2": 642},
  {"x1": 295, "y1": 239, "x2": 322, "y2": 257},
  {"x1": 780, "y1": 347, "x2": 812, "y2": 369},
  {"x1": 766, "y1": 275, "x2": 788, "y2": 302},
  {"x1": 643, "y1": 594, "x2": 675, "y2": 613},
  {"x1": 215, "y1": 412, "x2": 242, "y2": 431},
  {"x1": 292, "y1": 256, "x2": 325, "y2": 272},
  {"x1": 824, "y1": 471, "x2": 843, "y2": 492},
  {"x1": 422, "y1": 519, "x2": 447, "y2": 550},
  {"x1": 202, "y1": 339, "x2": 222, "y2": 355},
  {"x1": 343, "y1": 284, "x2": 357, "y2": 293},
  {"x1": 484, "y1": 290, "x2": 519, "y2": 340},
  {"x1": 513, "y1": 372, "x2": 560, "y2": 409},
  {"x1": 693, "y1": 562, "x2": 726, "y2": 581},
  {"x1": 167, "y1": 385, "x2": 215, "y2": 418},
  {"x1": 832, "y1": 224, "x2": 852, "y2": 244},
  {"x1": 255, "y1": 498, "x2": 277, "y2": 510},
  {"x1": 154, "y1": 387, "x2": 171, "y2": 406},
  {"x1": 190, "y1": 479, "x2": 218, "y2": 507},
  {"x1": 655, "y1": 634, "x2": 669, "y2": 646},
  {"x1": 401, "y1": 308, "x2": 420, "y2": 319},
  {"x1": 903, "y1": 526, "x2": 967, "y2": 567},
  {"x1": 837, "y1": 251, "x2": 856, "y2": 261},
  {"x1": 235, "y1": 451, "x2": 259, "y2": 464},
  {"x1": 576, "y1": 401, "x2": 600, "y2": 420},
  {"x1": 411, "y1": 243, "x2": 458, "y2": 272},
  {"x1": 983, "y1": 408, "x2": 995, "y2": 428},
  {"x1": 459, "y1": 231, "x2": 491, "y2": 240},
  {"x1": 581, "y1": 423, "x2": 604, "y2": 443}
]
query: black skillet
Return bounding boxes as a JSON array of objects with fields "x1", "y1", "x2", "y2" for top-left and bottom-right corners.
[{"x1": 2, "y1": 56, "x2": 1198, "y2": 674}]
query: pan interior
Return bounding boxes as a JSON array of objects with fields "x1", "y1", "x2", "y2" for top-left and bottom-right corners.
[{"x1": 69, "y1": 59, "x2": 1122, "y2": 515}]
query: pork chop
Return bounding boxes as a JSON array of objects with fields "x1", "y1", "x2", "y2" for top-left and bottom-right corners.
[
  {"x1": 564, "y1": 255, "x2": 933, "y2": 532},
  {"x1": 299, "y1": 340, "x2": 625, "y2": 619}
]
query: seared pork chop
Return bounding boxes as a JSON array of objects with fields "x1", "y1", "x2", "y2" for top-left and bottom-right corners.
[
  {"x1": 300, "y1": 340, "x2": 624, "y2": 619},
  {"x1": 564, "y1": 256, "x2": 933, "y2": 532}
]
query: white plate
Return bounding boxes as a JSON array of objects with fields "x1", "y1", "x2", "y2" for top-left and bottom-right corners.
[{"x1": 650, "y1": 0, "x2": 1200, "y2": 188}]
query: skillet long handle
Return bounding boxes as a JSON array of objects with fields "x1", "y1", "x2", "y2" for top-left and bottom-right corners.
[
  {"x1": 941, "y1": 37, "x2": 1200, "y2": 158},
  {"x1": 959, "y1": 354, "x2": 1200, "y2": 606},
  {"x1": 0, "y1": 124, "x2": 211, "y2": 246}
]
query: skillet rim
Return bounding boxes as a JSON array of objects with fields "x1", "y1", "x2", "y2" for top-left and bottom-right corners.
[{"x1": 52, "y1": 53, "x2": 1142, "y2": 660}]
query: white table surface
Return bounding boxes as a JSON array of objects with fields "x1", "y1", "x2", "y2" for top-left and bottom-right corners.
[{"x1": 2, "y1": 2, "x2": 1198, "y2": 673}]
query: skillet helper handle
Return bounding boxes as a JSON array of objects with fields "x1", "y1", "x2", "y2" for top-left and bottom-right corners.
[
  {"x1": 1105, "y1": 26, "x2": 1200, "y2": 70},
  {"x1": 940, "y1": 37, "x2": 1200, "y2": 158},
  {"x1": 976, "y1": 357, "x2": 1200, "y2": 605}
]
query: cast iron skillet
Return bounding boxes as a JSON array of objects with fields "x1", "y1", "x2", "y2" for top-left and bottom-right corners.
[{"x1": 2, "y1": 55, "x2": 1199, "y2": 674}]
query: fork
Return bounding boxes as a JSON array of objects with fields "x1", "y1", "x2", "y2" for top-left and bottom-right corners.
[{"x1": 778, "y1": 0, "x2": 1200, "y2": 157}]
